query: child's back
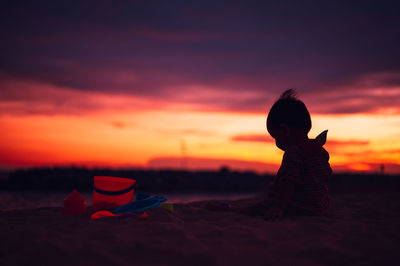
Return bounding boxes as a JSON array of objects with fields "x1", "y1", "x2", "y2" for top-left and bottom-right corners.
[{"x1": 268, "y1": 139, "x2": 332, "y2": 216}]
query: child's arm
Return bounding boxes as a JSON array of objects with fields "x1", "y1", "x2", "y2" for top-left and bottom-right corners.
[{"x1": 265, "y1": 147, "x2": 301, "y2": 220}]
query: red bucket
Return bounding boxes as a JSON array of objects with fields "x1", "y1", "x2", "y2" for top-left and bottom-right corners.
[{"x1": 92, "y1": 176, "x2": 136, "y2": 211}]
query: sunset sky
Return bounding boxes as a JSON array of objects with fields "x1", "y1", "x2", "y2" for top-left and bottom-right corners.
[{"x1": 1, "y1": 1, "x2": 400, "y2": 173}]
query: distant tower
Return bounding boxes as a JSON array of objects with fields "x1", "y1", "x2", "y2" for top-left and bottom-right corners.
[
  {"x1": 180, "y1": 139, "x2": 187, "y2": 170},
  {"x1": 380, "y1": 164, "x2": 385, "y2": 175}
]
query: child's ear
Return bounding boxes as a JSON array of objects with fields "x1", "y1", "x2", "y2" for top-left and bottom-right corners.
[{"x1": 316, "y1": 130, "x2": 328, "y2": 146}]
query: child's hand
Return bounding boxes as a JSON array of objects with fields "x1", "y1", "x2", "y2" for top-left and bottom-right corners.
[{"x1": 263, "y1": 205, "x2": 283, "y2": 222}]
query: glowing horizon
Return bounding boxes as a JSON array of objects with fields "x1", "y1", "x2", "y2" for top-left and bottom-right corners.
[{"x1": 1, "y1": 82, "x2": 399, "y2": 174}]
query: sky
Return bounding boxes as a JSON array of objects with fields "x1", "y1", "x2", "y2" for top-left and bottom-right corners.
[{"x1": 1, "y1": 0, "x2": 400, "y2": 173}]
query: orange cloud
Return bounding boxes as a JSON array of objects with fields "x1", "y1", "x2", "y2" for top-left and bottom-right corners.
[
  {"x1": 347, "y1": 163, "x2": 372, "y2": 172},
  {"x1": 325, "y1": 139, "x2": 370, "y2": 152},
  {"x1": 110, "y1": 121, "x2": 127, "y2": 129},
  {"x1": 231, "y1": 134, "x2": 274, "y2": 143},
  {"x1": 327, "y1": 140, "x2": 370, "y2": 146}
]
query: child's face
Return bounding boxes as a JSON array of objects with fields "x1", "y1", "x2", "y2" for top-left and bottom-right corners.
[
  {"x1": 267, "y1": 123, "x2": 290, "y2": 151},
  {"x1": 267, "y1": 121, "x2": 309, "y2": 151}
]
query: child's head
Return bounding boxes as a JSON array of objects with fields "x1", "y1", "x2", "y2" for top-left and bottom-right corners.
[{"x1": 267, "y1": 89, "x2": 311, "y2": 151}]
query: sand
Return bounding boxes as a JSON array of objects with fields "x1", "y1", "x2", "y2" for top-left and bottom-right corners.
[{"x1": 1, "y1": 189, "x2": 399, "y2": 266}]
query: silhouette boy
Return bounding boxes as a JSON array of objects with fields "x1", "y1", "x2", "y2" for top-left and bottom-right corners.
[{"x1": 208, "y1": 89, "x2": 332, "y2": 221}]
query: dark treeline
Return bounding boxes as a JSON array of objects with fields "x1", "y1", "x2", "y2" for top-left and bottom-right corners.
[
  {"x1": 1, "y1": 167, "x2": 271, "y2": 193},
  {"x1": 1, "y1": 167, "x2": 399, "y2": 193}
]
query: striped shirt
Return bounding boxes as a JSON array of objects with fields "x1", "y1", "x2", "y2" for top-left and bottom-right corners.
[{"x1": 267, "y1": 139, "x2": 332, "y2": 216}]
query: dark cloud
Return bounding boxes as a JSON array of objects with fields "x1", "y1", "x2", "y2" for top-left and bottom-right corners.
[
  {"x1": 304, "y1": 76, "x2": 400, "y2": 114},
  {"x1": 1, "y1": 0, "x2": 400, "y2": 115}
]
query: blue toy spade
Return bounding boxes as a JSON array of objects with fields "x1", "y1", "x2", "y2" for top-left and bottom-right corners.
[
  {"x1": 113, "y1": 195, "x2": 167, "y2": 214},
  {"x1": 90, "y1": 193, "x2": 168, "y2": 220}
]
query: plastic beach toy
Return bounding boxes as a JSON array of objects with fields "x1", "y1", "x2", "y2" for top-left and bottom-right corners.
[
  {"x1": 136, "y1": 191, "x2": 173, "y2": 212},
  {"x1": 90, "y1": 210, "x2": 121, "y2": 220},
  {"x1": 63, "y1": 190, "x2": 87, "y2": 216},
  {"x1": 136, "y1": 192, "x2": 152, "y2": 200},
  {"x1": 92, "y1": 176, "x2": 136, "y2": 211},
  {"x1": 90, "y1": 193, "x2": 167, "y2": 220},
  {"x1": 113, "y1": 195, "x2": 167, "y2": 214},
  {"x1": 90, "y1": 210, "x2": 149, "y2": 220}
]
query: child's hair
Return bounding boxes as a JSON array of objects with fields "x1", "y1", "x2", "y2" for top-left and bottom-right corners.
[{"x1": 267, "y1": 89, "x2": 312, "y2": 133}]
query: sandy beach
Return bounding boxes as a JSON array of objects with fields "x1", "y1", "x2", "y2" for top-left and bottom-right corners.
[{"x1": 1, "y1": 187, "x2": 399, "y2": 266}]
